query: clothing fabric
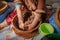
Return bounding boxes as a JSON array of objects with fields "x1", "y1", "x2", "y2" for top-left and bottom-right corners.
[
  {"x1": 6, "y1": 10, "x2": 16, "y2": 25},
  {"x1": 5, "y1": 0, "x2": 13, "y2": 2},
  {"x1": 49, "y1": 13, "x2": 60, "y2": 33},
  {"x1": 0, "y1": 6, "x2": 14, "y2": 23}
]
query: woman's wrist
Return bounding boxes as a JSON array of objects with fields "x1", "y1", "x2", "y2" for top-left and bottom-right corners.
[{"x1": 15, "y1": 3, "x2": 21, "y2": 6}]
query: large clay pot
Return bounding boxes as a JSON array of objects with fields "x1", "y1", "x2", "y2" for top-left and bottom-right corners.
[
  {"x1": 0, "y1": 1, "x2": 8, "y2": 14},
  {"x1": 12, "y1": 15, "x2": 41, "y2": 39},
  {"x1": 55, "y1": 8, "x2": 60, "y2": 28}
]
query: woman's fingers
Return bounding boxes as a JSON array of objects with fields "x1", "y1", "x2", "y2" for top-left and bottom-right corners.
[
  {"x1": 24, "y1": 12, "x2": 41, "y2": 30},
  {"x1": 27, "y1": 24, "x2": 34, "y2": 30},
  {"x1": 24, "y1": 14, "x2": 34, "y2": 30},
  {"x1": 14, "y1": 0, "x2": 36, "y2": 10},
  {"x1": 24, "y1": 23, "x2": 34, "y2": 30},
  {"x1": 24, "y1": 0, "x2": 36, "y2": 10},
  {"x1": 24, "y1": 0, "x2": 30, "y2": 10},
  {"x1": 28, "y1": 0, "x2": 36, "y2": 10},
  {"x1": 31, "y1": 12, "x2": 40, "y2": 28}
]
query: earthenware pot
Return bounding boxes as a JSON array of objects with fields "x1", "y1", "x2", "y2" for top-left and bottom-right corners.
[{"x1": 12, "y1": 15, "x2": 41, "y2": 39}]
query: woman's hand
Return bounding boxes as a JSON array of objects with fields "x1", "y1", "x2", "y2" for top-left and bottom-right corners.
[
  {"x1": 24, "y1": 0, "x2": 36, "y2": 10},
  {"x1": 24, "y1": 0, "x2": 45, "y2": 30},
  {"x1": 15, "y1": 0, "x2": 45, "y2": 30}
]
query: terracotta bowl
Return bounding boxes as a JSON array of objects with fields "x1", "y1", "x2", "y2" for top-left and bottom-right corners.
[
  {"x1": 12, "y1": 15, "x2": 41, "y2": 39},
  {"x1": 0, "y1": 1, "x2": 8, "y2": 14},
  {"x1": 55, "y1": 8, "x2": 60, "y2": 28}
]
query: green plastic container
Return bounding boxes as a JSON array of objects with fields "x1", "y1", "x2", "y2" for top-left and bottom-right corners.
[{"x1": 39, "y1": 23, "x2": 54, "y2": 36}]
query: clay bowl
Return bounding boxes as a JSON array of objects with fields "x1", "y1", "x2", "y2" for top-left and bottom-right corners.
[
  {"x1": 0, "y1": 1, "x2": 8, "y2": 14},
  {"x1": 55, "y1": 8, "x2": 60, "y2": 28},
  {"x1": 12, "y1": 15, "x2": 41, "y2": 39}
]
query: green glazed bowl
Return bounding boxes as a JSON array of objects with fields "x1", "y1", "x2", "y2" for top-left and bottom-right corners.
[{"x1": 39, "y1": 23, "x2": 54, "y2": 36}]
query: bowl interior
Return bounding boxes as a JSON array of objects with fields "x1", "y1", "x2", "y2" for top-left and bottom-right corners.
[{"x1": 12, "y1": 15, "x2": 41, "y2": 33}]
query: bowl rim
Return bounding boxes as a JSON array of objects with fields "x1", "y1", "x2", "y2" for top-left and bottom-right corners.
[
  {"x1": 0, "y1": 1, "x2": 8, "y2": 12},
  {"x1": 54, "y1": 8, "x2": 60, "y2": 28}
]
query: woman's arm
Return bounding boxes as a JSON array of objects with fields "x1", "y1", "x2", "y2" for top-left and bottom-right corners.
[
  {"x1": 37, "y1": 0, "x2": 45, "y2": 10},
  {"x1": 15, "y1": 3, "x2": 24, "y2": 29}
]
